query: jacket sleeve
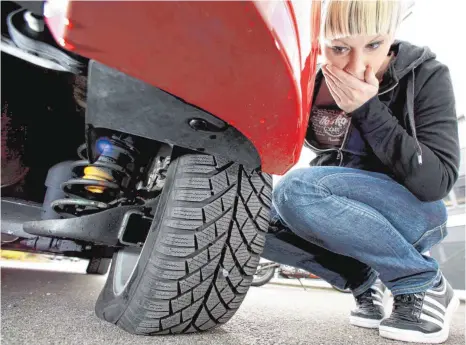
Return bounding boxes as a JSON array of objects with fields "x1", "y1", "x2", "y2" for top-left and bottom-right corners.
[{"x1": 350, "y1": 63, "x2": 460, "y2": 202}]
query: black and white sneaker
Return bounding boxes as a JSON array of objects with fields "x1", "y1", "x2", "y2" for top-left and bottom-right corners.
[
  {"x1": 379, "y1": 275, "x2": 460, "y2": 344},
  {"x1": 350, "y1": 279, "x2": 386, "y2": 329}
]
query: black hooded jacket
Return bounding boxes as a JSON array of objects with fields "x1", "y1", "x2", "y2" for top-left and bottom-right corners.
[{"x1": 305, "y1": 40, "x2": 460, "y2": 202}]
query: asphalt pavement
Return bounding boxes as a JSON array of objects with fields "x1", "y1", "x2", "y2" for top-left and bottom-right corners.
[{"x1": 1, "y1": 260, "x2": 465, "y2": 345}]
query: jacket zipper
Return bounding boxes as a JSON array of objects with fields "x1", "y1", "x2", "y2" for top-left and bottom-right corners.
[
  {"x1": 305, "y1": 123, "x2": 351, "y2": 167},
  {"x1": 304, "y1": 138, "x2": 338, "y2": 154},
  {"x1": 337, "y1": 123, "x2": 351, "y2": 166}
]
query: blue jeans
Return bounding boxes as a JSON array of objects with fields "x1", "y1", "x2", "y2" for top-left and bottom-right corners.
[{"x1": 264, "y1": 166, "x2": 448, "y2": 296}]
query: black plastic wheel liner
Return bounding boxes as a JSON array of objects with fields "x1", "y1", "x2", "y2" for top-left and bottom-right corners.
[{"x1": 85, "y1": 60, "x2": 261, "y2": 169}]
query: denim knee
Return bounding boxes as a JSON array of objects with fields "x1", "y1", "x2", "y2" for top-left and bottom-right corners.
[
  {"x1": 273, "y1": 169, "x2": 303, "y2": 212},
  {"x1": 272, "y1": 168, "x2": 327, "y2": 219}
]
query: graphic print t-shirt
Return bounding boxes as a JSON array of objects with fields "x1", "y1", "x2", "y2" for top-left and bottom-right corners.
[
  {"x1": 308, "y1": 78, "x2": 351, "y2": 150},
  {"x1": 309, "y1": 106, "x2": 350, "y2": 149}
]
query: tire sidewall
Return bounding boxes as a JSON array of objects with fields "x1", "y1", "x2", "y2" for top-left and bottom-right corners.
[{"x1": 95, "y1": 156, "x2": 181, "y2": 323}]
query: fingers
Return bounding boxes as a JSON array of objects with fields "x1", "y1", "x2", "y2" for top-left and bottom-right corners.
[
  {"x1": 324, "y1": 74, "x2": 342, "y2": 104},
  {"x1": 326, "y1": 65, "x2": 366, "y2": 89},
  {"x1": 320, "y1": 64, "x2": 379, "y2": 113},
  {"x1": 364, "y1": 66, "x2": 379, "y2": 87},
  {"x1": 323, "y1": 66, "x2": 352, "y2": 99}
]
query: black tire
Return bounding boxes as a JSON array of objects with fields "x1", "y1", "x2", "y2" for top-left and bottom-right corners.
[
  {"x1": 251, "y1": 266, "x2": 276, "y2": 287},
  {"x1": 87, "y1": 257, "x2": 112, "y2": 275},
  {"x1": 95, "y1": 154, "x2": 272, "y2": 335}
]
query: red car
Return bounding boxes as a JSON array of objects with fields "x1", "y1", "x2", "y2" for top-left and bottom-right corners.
[{"x1": 1, "y1": 0, "x2": 320, "y2": 335}]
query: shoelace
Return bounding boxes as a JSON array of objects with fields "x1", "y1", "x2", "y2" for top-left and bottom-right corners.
[
  {"x1": 392, "y1": 293, "x2": 425, "y2": 322},
  {"x1": 355, "y1": 289, "x2": 376, "y2": 309}
]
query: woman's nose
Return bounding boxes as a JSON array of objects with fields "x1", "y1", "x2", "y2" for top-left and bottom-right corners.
[{"x1": 345, "y1": 55, "x2": 366, "y2": 80}]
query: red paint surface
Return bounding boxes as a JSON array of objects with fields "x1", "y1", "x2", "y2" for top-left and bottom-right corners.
[{"x1": 45, "y1": 1, "x2": 321, "y2": 175}]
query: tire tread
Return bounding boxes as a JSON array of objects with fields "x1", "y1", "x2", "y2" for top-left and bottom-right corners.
[{"x1": 111, "y1": 154, "x2": 271, "y2": 335}]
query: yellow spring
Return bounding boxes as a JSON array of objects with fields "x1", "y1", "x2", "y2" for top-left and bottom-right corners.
[{"x1": 83, "y1": 166, "x2": 113, "y2": 194}]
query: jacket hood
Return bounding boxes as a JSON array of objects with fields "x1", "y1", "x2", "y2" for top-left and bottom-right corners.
[
  {"x1": 386, "y1": 40, "x2": 437, "y2": 165},
  {"x1": 384, "y1": 40, "x2": 437, "y2": 84}
]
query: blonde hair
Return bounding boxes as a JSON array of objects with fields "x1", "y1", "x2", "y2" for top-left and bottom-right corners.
[{"x1": 322, "y1": 0, "x2": 404, "y2": 40}]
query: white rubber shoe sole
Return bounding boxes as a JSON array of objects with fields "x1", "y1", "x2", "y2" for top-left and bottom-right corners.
[
  {"x1": 349, "y1": 315, "x2": 382, "y2": 329},
  {"x1": 379, "y1": 294, "x2": 460, "y2": 344}
]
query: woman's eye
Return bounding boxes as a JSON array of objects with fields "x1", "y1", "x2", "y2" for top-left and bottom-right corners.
[
  {"x1": 367, "y1": 42, "x2": 382, "y2": 50},
  {"x1": 332, "y1": 46, "x2": 348, "y2": 54}
]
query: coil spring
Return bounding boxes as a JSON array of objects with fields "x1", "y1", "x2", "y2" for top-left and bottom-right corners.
[{"x1": 51, "y1": 137, "x2": 139, "y2": 216}]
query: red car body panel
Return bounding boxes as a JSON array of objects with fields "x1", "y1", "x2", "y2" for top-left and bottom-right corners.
[{"x1": 45, "y1": 0, "x2": 321, "y2": 175}]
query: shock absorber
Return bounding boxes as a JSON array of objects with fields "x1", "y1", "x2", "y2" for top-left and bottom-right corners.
[{"x1": 51, "y1": 135, "x2": 140, "y2": 217}]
